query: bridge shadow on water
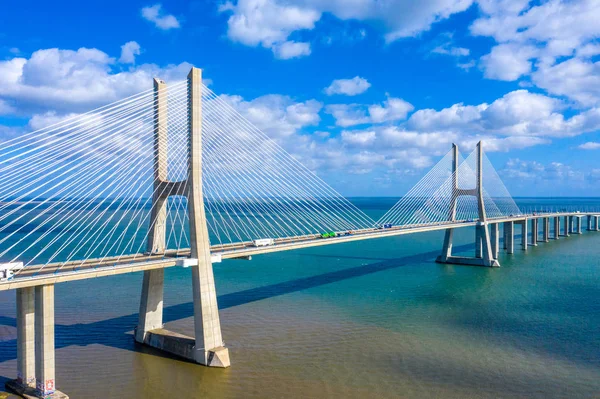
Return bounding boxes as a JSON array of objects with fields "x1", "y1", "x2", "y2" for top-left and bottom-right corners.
[{"x1": 0, "y1": 243, "x2": 472, "y2": 369}]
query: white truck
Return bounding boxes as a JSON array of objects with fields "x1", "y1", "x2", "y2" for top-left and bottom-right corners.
[
  {"x1": 0, "y1": 262, "x2": 24, "y2": 281},
  {"x1": 252, "y1": 238, "x2": 275, "y2": 247}
]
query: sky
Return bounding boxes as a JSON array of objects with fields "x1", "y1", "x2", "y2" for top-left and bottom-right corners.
[{"x1": 1, "y1": 0, "x2": 600, "y2": 197}]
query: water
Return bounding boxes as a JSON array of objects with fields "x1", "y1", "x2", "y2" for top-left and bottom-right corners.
[{"x1": 0, "y1": 198, "x2": 599, "y2": 398}]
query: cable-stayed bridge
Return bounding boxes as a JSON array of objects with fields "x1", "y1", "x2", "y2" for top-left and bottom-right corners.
[{"x1": 1, "y1": 68, "x2": 598, "y2": 398}]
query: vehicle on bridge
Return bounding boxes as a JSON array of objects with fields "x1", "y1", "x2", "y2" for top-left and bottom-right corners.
[{"x1": 252, "y1": 238, "x2": 275, "y2": 247}]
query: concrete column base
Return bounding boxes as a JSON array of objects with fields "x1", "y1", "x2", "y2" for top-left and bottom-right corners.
[
  {"x1": 5, "y1": 379, "x2": 68, "y2": 399},
  {"x1": 136, "y1": 328, "x2": 230, "y2": 368},
  {"x1": 436, "y1": 255, "x2": 500, "y2": 268}
]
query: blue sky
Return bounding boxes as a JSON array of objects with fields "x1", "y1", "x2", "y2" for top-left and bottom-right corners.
[{"x1": 1, "y1": 0, "x2": 600, "y2": 197}]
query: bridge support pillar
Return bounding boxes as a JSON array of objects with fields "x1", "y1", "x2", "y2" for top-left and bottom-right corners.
[
  {"x1": 135, "y1": 269, "x2": 164, "y2": 344},
  {"x1": 563, "y1": 216, "x2": 570, "y2": 237},
  {"x1": 554, "y1": 217, "x2": 559, "y2": 239},
  {"x1": 490, "y1": 223, "x2": 499, "y2": 259},
  {"x1": 542, "y1": 217, "x2": 549, "y2": 242},
  {"x1": 530, "y1": 218, "x2": 538, "y2": 246},
  {"x1": 8, "y1": 288, "x2": 36, "y2": 391},
  {"x1": 595, "y1": 216, "x2": 599, "y2": 231},
  {"x1": 504, "y1": 221, "x2": 514, "y2": 254},
  {"x1": 475, "y1": 227, "x2": 483, "y2": 258},
  {"x1": 521, "y1": 220, "x2": 528, "y2": 251},
  {"x1": 587, "y1": 215, "x2": 592, "y2": 231},
  {"x1": 569, "y1": 216, "x2": 574, "y2": 234},
  {"x1": 576, "y1": 217, "x2": 582, "y2": 234},
  {"x1": 6, "y1": 285, "x2": 68, "y2": 399}
]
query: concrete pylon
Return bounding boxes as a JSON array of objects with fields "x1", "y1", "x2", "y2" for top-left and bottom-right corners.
[
  {"x1": 134, "y1": 68, "x2": 229, "y2": 368},
  {"x1": 554, "y1": 216, "x2": 560, "y2": 239},
  {"x1": 187, "y1": 67, "x2": 230, "y2": 367},
  {"x1": 436, "y1": 142, "x2": 499, "y2": 267},
  {"x1": 135, "y1": 78, "x2": 168, "y2": 345}
]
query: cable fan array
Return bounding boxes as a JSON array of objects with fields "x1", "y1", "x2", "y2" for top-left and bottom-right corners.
[
  {"x1": 201, "y1": 84, "x2": 376, "y2": 247},
  {"x1": 0, "y1": 81, "x2": 191, "y2": 276},
  {"x1": 0, "y1": 72, "x2": 522, "y2": 278},
  {"x1": 378, "y1": 146, "x2": 521, "y2": 226}
]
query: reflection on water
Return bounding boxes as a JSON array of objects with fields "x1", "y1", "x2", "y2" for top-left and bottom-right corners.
[{"x1": 0, "y1": 198, "x2": 599, "y2": 398}]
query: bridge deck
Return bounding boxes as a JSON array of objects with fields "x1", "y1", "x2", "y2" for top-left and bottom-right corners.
[{"x1": 0, "y1": 212, "x2": 592, "y2": 291}]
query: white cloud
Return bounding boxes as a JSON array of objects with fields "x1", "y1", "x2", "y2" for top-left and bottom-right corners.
[
  {"x1": 432, "y1": 45, "x2": 470, "y2": 56},
  {"x1": 578, "y1": 141, "x2": 600, "y2": 150},
  {"x1": 327, "y1": 95, "x2": 414, "y2": 127},
  {"x1": 368, "y1": 96, "x2": 415, "y2": 123},
  {"x1": 502, "y1": 158, "x2": 585, "y2": 183},
  {"x1": 272, "y1": 41, "x2": 311, "y2": 59},
  {"x1": 531, "y1": 58, "x2": 600, "y2": 107},
  {"x1": 473, "y1": 0, "x2": 600, "y2": 105},
  {"x1": 141, "y1": 4, "x2": 181, "y2": 30},
  {"x1": 220, "y1": 93, "x2": 322, "y2": 139},
  {"x1": 219, "y1": 0, "x2": 474, "y2": 58},
  {"x1": 0, "y1": 47, "x2": 192, "y2": 114},
  {"x1": 325, "y1": 76, "x2": 371, "y2": 96},
  {"x1": 480, "y1": 43, "x2": 538, "y2": 81},
  {"x1": 119, "y1": 41, "x2": 141, "y2": 64},
  {"x1": 0, "y1": 99, "x2": 15, "y2": 115},
  {"x1": 408, "y1": 89, "x2": 600, "y2": 138},
  {"x1": 221, "y1": 0, "x2": 319, "y2": 59},
  {"x1": 341, "y1": 130, "x2": 376, "y2": 146}
]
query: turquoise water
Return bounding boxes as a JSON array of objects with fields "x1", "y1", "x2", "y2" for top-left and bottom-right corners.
[{"x1": 0, "y1": 198, "x2": 599, "y2": 398}]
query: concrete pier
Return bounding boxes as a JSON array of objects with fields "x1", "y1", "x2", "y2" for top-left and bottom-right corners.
[
  {"x1": 543, "y1": 217, "x2": 550, "y2": 242},
  {"x1": 490, "y1": 223, "x2": 499, "y2": 259},
  {"x1": 12, "y1": 288, "x2": 35, "y2": 389},
  {"x1": 563, "y1": 216, "x2": 570, "y2": 237},
  {"x1": 554, "y1": 217, "x2": 560, "y2": 239},
  {"x1": 587, "y1": 215, "x2": 592, "y2": 231},
  {"x1": 35, "y1": 285, "x2": 55, "y2": 398},
  {"x1": 530, "y1": 218, "x2": 538, "y2": 246},
  {"x1": 135, "y1": 269, "x2": 165, "y2": 344},
  {"x1": 576, "y1": 216, "x2": 582, "y2": 234},
  {"x1": 521, "y1": 220, "x2": 528, "y2": 251},
  {"x1": 504, "y1": 221, "x2": 514, "y2": 254},
  {"x1": 595, "y1": 216, "x2": 599, "y2": 231}
]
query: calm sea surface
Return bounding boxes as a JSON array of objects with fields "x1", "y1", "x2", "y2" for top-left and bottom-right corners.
[{"x1": 0, "y1": 197, "x2": 599, "y2": 398}]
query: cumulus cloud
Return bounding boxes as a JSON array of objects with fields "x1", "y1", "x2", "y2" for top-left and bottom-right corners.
[
  {"x1": 578, "y1": 141, "x2": 600, "y2": 150},
  {"x1": 472, "y1": 0, "x2": 600, "y2": 105},
  {"x1": 141, "y1": 4, "x2": 181, "y2": 30},
  {"x1": 0, "y1": 47, "x2": 192, "y2": 114},
  {"x1": 272, "y1": 41, "x2": 311, "y2": 59},
  {"x1": 324, "y1": 76, "x2": 371, "y2": 96},
  {"x1": 480, "y1": 43, "x2": 538, "y2": 81},
  {"x1": 119, "y1": 41, "x2": 141, "y2": 64},
  {"x1": 408, "y1": 89, "x2": 600, "y2": 138},
  {"x1": 220, "y1": 0, "x2": 319, "y2": 59},
  {"x1": 220, "y1": 93, "x2": 322, "y2": 139},
  {"x1": 327, "y1": 95, "x2": 414, "y2": 127},
  {"x1": 219, "y1": 0, "x2": 474, "y2": 59},
  {"x1": 532, "y1": 58, "x2": 600, "y2": 107}
]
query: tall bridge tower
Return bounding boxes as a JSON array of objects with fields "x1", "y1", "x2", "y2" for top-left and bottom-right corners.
[
  {"x1": 134, "y1": 68, "x2": 230, "y2": 367},
  {"x1": 436, "y1": 142, "x2": 500, "y2": 267}
]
